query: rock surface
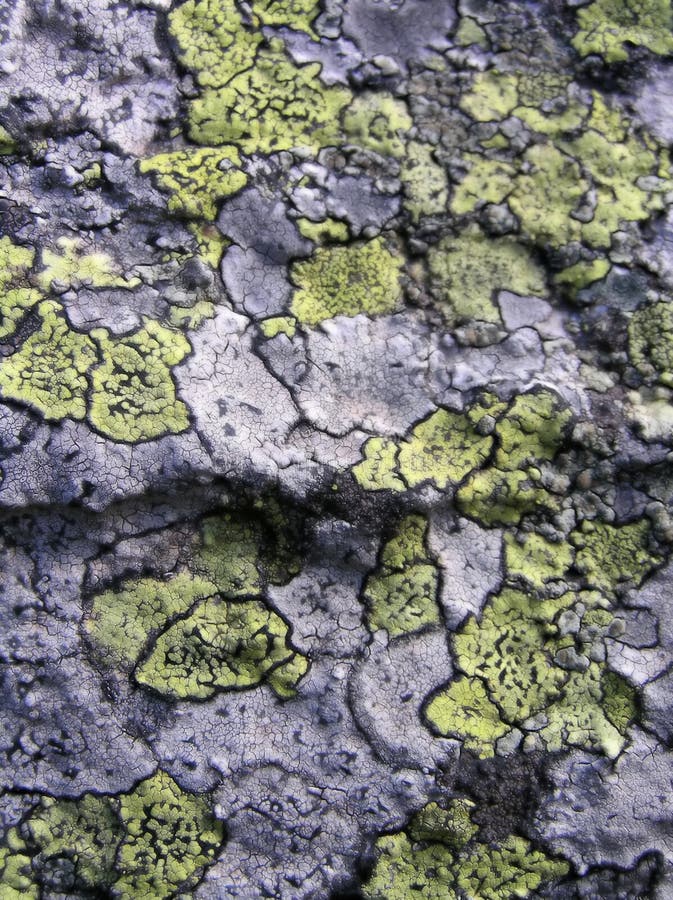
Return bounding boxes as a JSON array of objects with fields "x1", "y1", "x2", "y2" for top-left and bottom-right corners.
[{"x1": 1, "y1": 0, "x2": 673, "y2": 897}]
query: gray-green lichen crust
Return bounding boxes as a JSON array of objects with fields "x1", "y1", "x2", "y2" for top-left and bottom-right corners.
[{"x1": 1, "y1": 0, "x2": 673, "y2": 898}]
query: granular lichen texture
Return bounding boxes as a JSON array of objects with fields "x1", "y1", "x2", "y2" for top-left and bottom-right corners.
[{"x1": 1, "y1": 1, "x2": 673, "y2": 898}]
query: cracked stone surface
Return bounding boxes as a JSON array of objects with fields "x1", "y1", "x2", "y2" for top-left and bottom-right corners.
[{"x1": 2, "y1": 0, "x2": 673, "y2": 897}]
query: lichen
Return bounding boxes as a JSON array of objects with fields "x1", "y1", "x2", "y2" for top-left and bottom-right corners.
[
  {"x1": 88, "y1": 320, "x2": 191, "y2": 442},
  {"x1": 0, "y1": 300, "x2": 97, "y2": 421},
  {"x1": 0, "y1": 236, "x2": 41, "y2": 340},
  {"x1": 139, "y1": 146, "x2": 248, "y2": 220},
  {"x1": 363, "y1": 802, "x2": 568, "y2": 900},
  {"x1": 0, "y1": 772, "x2": 224, "y2": 899},
  {"x1": 572, "y1": 0, "x2": 673, "y2": 62},
  {"x1": 427, "y1": 226, "x2": 547, "y2": 325},
  {"x1": 36, "y1": 237, "x2": 139, "y2": 292},
  {"x1": 457, "y1": 389, "x2": 572, "y2": 526},
  {"x1": 135, "y1": 594, "x2": 308, "y2": 699},
  {"x1": 401, "y1": 141, "x2": 448, "y2": 223},
  {"x1": 342, "y1": 92, "x2": 412, "y2": 158},
  {"x1": 629, "y1": 300, "x2": 673, "y2": 386},
  {"x1": 362, "y1": 515, "x2": 440, "y2": 638},
  {"x1": 424, "y1": 587, "x2": 637, "y2": 758},
  {"x1": 289, "y1": 236, "x2": 403, "y2": 324}
]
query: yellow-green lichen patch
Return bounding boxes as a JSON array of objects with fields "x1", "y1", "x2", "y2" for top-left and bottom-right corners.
[
  {"x1": 189, "y1": 222, "x2": 231, "y2": 269},
  {"x1": 0, "y1": 124, "x2": 16, "y2": 155},
  {"x1": 572, "y1": 0, "x2": 673, "y2": 62},
  {"x1": 424, "y1": 675, "x2": 510, "y2": 757},
  {"x1": 559, "y1": 94, "x2": 672, "y2": 248},
  {"x1": 508, "y1": 144, "x2": 587, "y2": 248},
  {"x1": 296, "y1": 217, "x2": 350, "y2": 244},
  {"x1": 451, "y1": 154, "x2": 517, "y2": 216},
  {"x1": 629, "y1": 300, "x2": 673, "y2": 385},
  {"x1": 259, "y1": 315, "x2": 298, "y2": 339},
  {"x1": 363, "y1": 810, "x2": 569, "y2": 900},
  {"x1": 36, "y1": 237, "x2": 140, "y2": 292},
  {"x1": 115, "y1": 771, "x2": 224, "y2": 899},
  {"x1": 504, "y1": 532, "x2": 575, "y2": 592},
  {"x1": 290, "y1": 236, "x2": 403, "y2": 325},
  {"x1": 554, "y1": 257, "x2": 611, "y2": 295},
  {"x1": 0, "y1": 236, "x2": 41, "y2": 339},
  {"x1": 342, "y1": 92, "x2": 412, "y2": 158},
  {"x1": 188, "y1": 40, "x2": 351, "y2": 153},
  {"x1": 0, "y1": 772, "x2": 223, "y2": 899},
  {"x1": 254, "y1": 0, "x2": 320, "y2": 34},
  {"x1": 455, "y1": 74, "x2": 672, "y2": 252},
  {"x1": 540, "y1": 663, "x2": 637, "y2": 757},
  {"x1": 88, "y1": 321, "x2": 191, "y2": 442},
  {"x1": 169, "y1": 0, "x2": 262, "y2": 91},
  {"x1": 139, "y1": 147, "x2": 248, "y2": 220},
  {"x1": 408, "y1": 800, "x2": 479, "y2": 850},
  {"x1": 87, "y1": 572, "x2": 218, "y2": 669},
  {"x1": 0, "y1": 300, "x2": 97, "y2": 421},
  {"x1": 135, "y1": 594, "x2": 309, "y2": 700},
  {"x1": 571, "y1": 518, "x2": 660, "y2": 594},
  {"x1": 194, "y1": 502, "x2": 302, "y2": 592},
  {"x1": 362, "y1": 515, "x2": 440, "y2": 638},
  {"x1": 397, "y1": 407, "x2": 493, "y2": 490},
  {"x1": 352, "y1": 436, "x2": 406, "y2": 492},
  {"x1": 401, "y1": 141, "x2": 448, "y2": 223},
  {"x1": 424, "y1": 587, "x2": 637, "y2": 758},
  {"x1": 427, "y1": 227, "x2": 547, "y2": 325},
  {"x1": 457, "y1": 389, "x2": 572, "y2": 526},
  {"x1": 454, "y1": 836, "x2": 569, "y2": 899},
  {"x1": 461, "y1": 70, "x2": 585, "y2": 136}
]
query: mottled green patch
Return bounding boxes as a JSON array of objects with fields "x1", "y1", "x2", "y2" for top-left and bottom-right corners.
[
  {"x1": 397, "y1": 407, "x2": 493, "y2": 490},
  {"x1": 425, "y1": 675, "x2": 510, "y2": 757},
  {"x1": 169, "y1": 0, "x2": 262, "y2": 91},
  {"x1": 260, "y1": 315, "x2": 297, "y2": 338},
  {"x1": 87, "y1": 572, "x2": 218, "y2": 669},
  {"x1": 508, "y1": 144, "x2": 587, "y2": 248},
  {"x1": 0, "y1": 772, "x2": 223, "y2": 899},
  {"x1": 428, "y1": 226, "x2": 547, "y2": 325},
  {"x1": 36, "y1": 237, "x2": 139, "y2": 292},
  {"x1": 572, "y1": 0, "x2": 673, "y2": 62},
  {"x1": 455, "y1": 17, "x2": 489, "y2": 48},
  {"x1": 0, "y1": 236, "x2": 41, "y2": 339},
  {"x1": 290, "y1": 237, "x2": 403, "y2": 324},
  {"x1": 296, "y1": 217, "x2": 350, "y2": 244},
  {"x1": 0, "y1": 300, "x2": 97, "y2": 420},
  {"x1": 408, "y1": 800, "x2": 478, "y2": 850},
  {"x1": 554, "y1": 258, "x2": 611, "y2": 294},
  {"x1": 88, "y1": 321, "x2": 191, "y2": 442},
  {"x1": 363, "y1": 515, "x2": 440, "y2": 637},
  {"x1": 189, "y1": 222, "x2": 231, "y2": 269},
  {"x1": 189, "y1": 40, "x2": 350, "y2": 153},
  {"x1": 451, "y1": 154, "x2": 517, "y2": 216},
  {"x1": 629, "y1": 300, "x2": 673, "y2": 386},
  {"x1": 363, "y1": 808, "x2": 568, "y2": 900},
  {"x1": 571, "y1": 518, "x2": 660, "y2": 594},
  {"x1": 352, "y1": 395, "x2": 505, "y2": 493},
  {"x1": 457, "y1": 389, "x2": 572, "y2": 526},
  {"x1": 504, "y1": 532, "x2": 574, "y2": 592},
  {"x1": 352, "y1": 436, "x2": 406, "y2": 491},
  {"x1": 87, "y1": 504, "x2": 306, "y2": 701},
  {"x1": 425, "y1": 587, "x2": 637, "y2": 758},
  {"x1": 0, "y1": 124, "x2": 16, "y2": 155},
  {"x1": 455, "y1": 74, "x2": 672, "y2": 252},
  {"x1": 401, "y1": 141, "x2": 448, "y2": 223},
  {"x1": 342, "y1": 93, "x2": 412, "y2": 158},
  {"x1": 136, "y1": 595, "x2": 308, "y2": 699},
  {"x1": 254, "y1": 0, "x2": 320, "y2": 35},
  {"x1": 140, "y1": 147, "x2": 247, "y2": 219}
]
